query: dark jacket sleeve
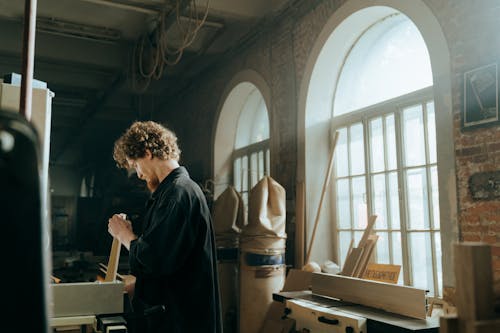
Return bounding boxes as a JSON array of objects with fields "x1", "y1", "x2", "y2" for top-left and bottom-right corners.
[{"x1": 129, "y1": 193, "x2": 200, "y2": 276}]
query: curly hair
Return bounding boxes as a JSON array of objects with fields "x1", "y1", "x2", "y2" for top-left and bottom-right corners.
[{"x1": 113, "y1": 121, "x2": 181, "y2": 168}]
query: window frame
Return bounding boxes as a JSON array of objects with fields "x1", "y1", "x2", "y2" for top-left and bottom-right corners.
[
  {"x1": 232, "y1": 139, "x2": 271, "y2": 221},
  {"x1": 331, "y1": 86, "x2": 442, "y2": 296}
]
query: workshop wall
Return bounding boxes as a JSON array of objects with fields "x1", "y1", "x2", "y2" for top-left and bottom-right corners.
[
  {"x1": 156, "y1": 0, "x2": 500, "y2": 289},
  {"x1": 432, "y1": 0, "x2": 500, "y2": 282}
]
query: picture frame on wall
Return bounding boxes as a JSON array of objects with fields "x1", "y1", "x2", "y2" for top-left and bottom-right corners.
[{"x1": 463, "y1": 63, "x2": 499, "y2": 130}]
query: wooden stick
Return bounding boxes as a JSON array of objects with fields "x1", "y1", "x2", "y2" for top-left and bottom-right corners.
[
  {"x1": 357, "y1": 215, "x2": 377, "y2": 248},
  {"x1": 353, "y1": 234, "x2": 378, "y2": 278},
  {"x1": 345, "y1": 238, "x2": 354, "y2": 260},
  {"x1": 105, "y1": 213, "x2": 127, "y2": 282},
  {"x1": 100, "y1": 263, "x2": 125, "y2": 281},
  {"x1": 305, "y1": 131, "x2": 339, "y2": 264},
  {"x1": 341, "y1": 247, "x2": 364, "y2": 276},
  {"x1": 104, "y1": 238, "x2": 121, "y2": 282},
  {"x1": 295, "y1": 181, "x2": 305, "y2": 268}
]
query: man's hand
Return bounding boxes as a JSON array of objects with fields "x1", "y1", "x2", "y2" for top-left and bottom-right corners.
[{"x1": 108, "y1": 213, "x2": 137, "y2": 250}]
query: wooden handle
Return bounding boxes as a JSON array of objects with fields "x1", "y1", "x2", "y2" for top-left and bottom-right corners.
[
  {"x1": 105, "y1": 213, "x2": 126, "y2": 282},
  {"x1": 104, "y1": 237, "x2": 121, "y2": 282}
]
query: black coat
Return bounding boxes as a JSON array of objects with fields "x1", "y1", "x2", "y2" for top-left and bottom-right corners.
[{"x1": 129, "y1": 166, "x2": 222, "y2": 333}]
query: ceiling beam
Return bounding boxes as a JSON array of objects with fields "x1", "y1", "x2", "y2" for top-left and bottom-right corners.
[
  {"x1": 78, "y1": 0, "x2": 164, "y2": 15},
  {"x1": 51, "y1": 0, "x2": 193, "y2": 164},
  {"x1": 51, "y1": 71, "x2": 125, "y2": 163}
]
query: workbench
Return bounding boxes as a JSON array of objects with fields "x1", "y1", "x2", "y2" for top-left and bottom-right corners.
[{"x1": 273, "y1": 290, "x2": 439, "y2": 333}]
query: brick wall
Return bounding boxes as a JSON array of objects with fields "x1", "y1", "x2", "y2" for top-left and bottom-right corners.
[{"x1": 429, "y1": 0, "x2": 500, "y2": 282}]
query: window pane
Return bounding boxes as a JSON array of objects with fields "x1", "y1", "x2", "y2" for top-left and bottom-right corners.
[
  {"x1": 386, "y1": 114, "x2": 397, "y2": 170},
  {"x1": 434, "y1": 231, "x2": 442, "y2": 297},
  {"x1": 251, "y1": 98, "x2": 270, "y2": 143},
  {"x1": 250, "y1": 153, "x2": 258, "y2": 188},
  {"x1": 241, "y1": 156, "x2": 248, "y2": 191},
  {"x1": 235, "y1": 88, "x2": 269, "y2": 148},
  {"x1": 350, "y1": 123, "x2": 365, "y2": 175},
  {"x1": 354, "y1": 231, "x2": 363, "y2": 245},
  {"x1": 403, "y1": 105, "x2": 426, "y2": 167},
  {"x1": 234, "y1": 158, "x2": 241, "y2": 191},
  {"x1": 333, "y1": 15, "x2": 433, "y2": 115},
  {"x1": 266, "y1": 149, "x2": 270, "y2": 176},
  {"x1": 370, "y1": 117, "x2": 384, "y2": 172},
  {"x1": 391, "y1": 232, "x2": 404, "y2": 284},
  {"x1": 339, "y1": 231, "x2": 353, "y2": 267},
  {"x1": 258, "y1": 151, "x2": 264, "y2": 181},
  {"x1": 431, "y1": 166, "x2": 440, "y2": 229},
  {"x1": 427, "y1": 102, "x2": 437, "y2": 164},
  {"x1": 336, "y1": 127, "x2": 349, "y2": 177},
  {"x1": 375, "y1": 232, "x2": 390, "y2": 264},
  {"x1": 372, "y1": 174, "x2": 388, "y2": 229},
  {"x1": 352, "y1": 176, "x2": 367, "y2": 229},
  {"x1": 388, "y1": 172, "x2": 401, "y2": 230},
  {"x1": 336, "y1": 179, "x2": 351, "y2": 229},
  {"x1": 242, "y1": 192, "x2": 249, "y2": 225},
  {"x1": 409, "y1": 232, "x2": 434, "y2": 295},
  {"x1": 406, "y1": 167, "x2": 429, "y2": 229}
]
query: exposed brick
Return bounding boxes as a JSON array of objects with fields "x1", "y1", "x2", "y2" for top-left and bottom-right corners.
[
  {"x1": 456, "y1": 145, "x2": 484, "y2": 156},
  {"x1": 492, "y1": 245, "x2": 500, "y2": 257},
  {"x1": 488, "y1": 142, "x2": 500, "y2": 152},
  {"x1": 472, "y1": 154, "x2": 489, "y2": 163},
  {"x1": 482, "y1": 235, "x2": 498, "y2": 244},
  {"x1": 462, "y1": 234, "x2": 482, "y2": 242}
]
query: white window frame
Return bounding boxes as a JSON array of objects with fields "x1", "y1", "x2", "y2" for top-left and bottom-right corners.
[
  {"x1": 232, "y1": 140, "x2": 270, "y2": 218},
  {"x1": 332, "y1": 86, "x2": 442, "y2": 296}
]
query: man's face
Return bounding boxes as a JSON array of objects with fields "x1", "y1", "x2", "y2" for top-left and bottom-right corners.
[{"x1": 126, "y1": 151, "x2": 159, "y2": 189}]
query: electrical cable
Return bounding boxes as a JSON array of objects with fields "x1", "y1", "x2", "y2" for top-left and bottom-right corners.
[{"x1": 130, "y1": 0, "x2": 210, "y2": 92}]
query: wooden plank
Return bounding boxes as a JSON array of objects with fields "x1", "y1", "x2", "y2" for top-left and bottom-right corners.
[
  {"x1": 295, "y1": 181, "x2": 305, "y2": 269},
  {"x1": 104, "y1": 237, "x2": 121, "y2": 282},
  {"x1": 454, "y1": 243, "x2": 495, "y2": 321},
  {"x1": 346, "y1": 238, "x2": 355, "y2": 258},
  {"x1": 312, "y1": 272, "x2": 427, "y2": 319},
  {"x1": 341, "y1": 215, "x2": 377, "y2": 276},
  {"x1": 358, "y1": 215, "x2": 377, "y2": 248},
  {"x1": 341, "y1": 247, "x2": 364, "y2": 276},
  {"x1": 353, "y1": 234, "x2": 378, "y2": 277},
  {"x1": 282, "y1": 269, "x2": 312, "y2": 292}
]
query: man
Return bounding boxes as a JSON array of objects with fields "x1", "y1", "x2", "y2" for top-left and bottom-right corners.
[{"x1": 108, "y1": 121, "x2": 222, "y2": 333}]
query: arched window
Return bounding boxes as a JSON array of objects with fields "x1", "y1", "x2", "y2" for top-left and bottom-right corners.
[
  {"x1": 333, "y1": 14, "x2": 432, "y2": 115},
  {"x1": 232, "y1": 86, "x2": 270, "y2": 210},
  {"x1": 213, "y1": 74, "x2": 271, "y2": 215},
  {"x1": 332, "y1": 13, "x2": 441, "y2": 295}
]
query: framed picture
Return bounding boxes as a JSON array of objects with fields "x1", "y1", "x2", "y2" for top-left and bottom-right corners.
[{"x1": 463, "y1": 63, "x2": 499, "y2": 130}]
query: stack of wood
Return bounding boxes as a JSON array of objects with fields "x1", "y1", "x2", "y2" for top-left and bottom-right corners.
[
  {"x1": 340, "y1": 215, "x2": 378, "y2": 277},
  {"x1": 440, "y1": 242, "x2": 500, "y2": 332}
]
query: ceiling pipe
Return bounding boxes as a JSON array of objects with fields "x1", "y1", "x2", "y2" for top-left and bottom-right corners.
[{"x1": 20, "y1": 0, "x2": 38, "y2": 121}]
